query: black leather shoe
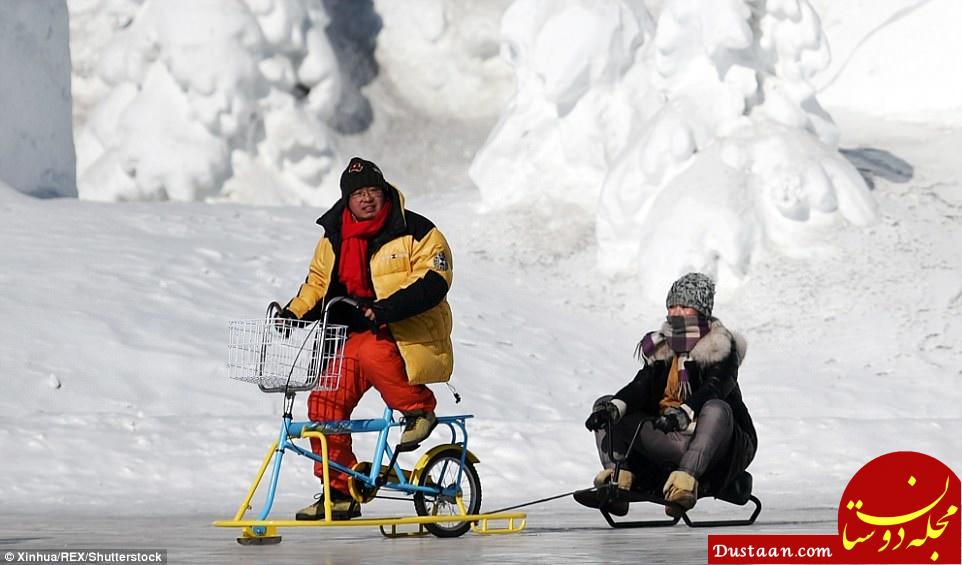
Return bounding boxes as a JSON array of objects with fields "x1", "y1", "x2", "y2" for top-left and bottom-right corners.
[{"x1": 573, "y1": 486, "x2": 629, "y2": 517}]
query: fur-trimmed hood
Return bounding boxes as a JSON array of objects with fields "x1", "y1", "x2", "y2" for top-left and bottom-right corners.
[{"x1": 644, "y1": 319, "x2": 747, "y2": 366}]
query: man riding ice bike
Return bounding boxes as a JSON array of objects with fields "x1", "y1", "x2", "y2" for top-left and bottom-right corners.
[{"x1": 276, "y1": 157, "x2": 455, "y2": 521}]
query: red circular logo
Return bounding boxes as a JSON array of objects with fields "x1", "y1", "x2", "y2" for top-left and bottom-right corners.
[{"x1": 838, "y1": 452, "x2": 960, "y2": 563}]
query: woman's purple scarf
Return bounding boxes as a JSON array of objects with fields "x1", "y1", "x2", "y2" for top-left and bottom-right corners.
[{"x1": 635, "y1": 315, "x2": 712, "y2": 400}]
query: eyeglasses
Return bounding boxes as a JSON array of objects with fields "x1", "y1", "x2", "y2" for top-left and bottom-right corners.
[{"x1": 349, "y1": 187, "x2": 384, "y2": 200}]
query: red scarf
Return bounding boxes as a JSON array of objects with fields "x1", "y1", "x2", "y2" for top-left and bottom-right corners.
[{"x1": 338, "y1": 201, "x2": 392, "y2": 298}]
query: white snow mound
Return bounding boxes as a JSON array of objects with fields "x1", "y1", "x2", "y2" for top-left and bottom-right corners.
[
  {"x1": 473, "y1": 0, "x2": 877, "y2": 300},
  {"x1": 73, "y1": 0, "x2": 346, "y2": 205}
]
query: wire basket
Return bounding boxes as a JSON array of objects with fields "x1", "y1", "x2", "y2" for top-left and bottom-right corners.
[{"x1": 227, "y1": 318, "x2": 348, "y2": 393}]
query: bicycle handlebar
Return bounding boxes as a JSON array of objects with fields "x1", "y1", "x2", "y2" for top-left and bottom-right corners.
[
  {"x1": 324, "y1": 296, "x2": 362, "y2": 311},
  {"x1": 265, "y1": 301, "x2": 283, "y2": 318},
  {"x1": 266, "y1": 296, "x2": 363, "y2": 320}
]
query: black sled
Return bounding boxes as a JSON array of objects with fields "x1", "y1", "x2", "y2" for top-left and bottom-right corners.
[
  {"x1": 575, "y1": 415, "x2": 761, "y2": 528},
  {"x1": 574, "y1": 468, "x2": 761, "y2": 528}
]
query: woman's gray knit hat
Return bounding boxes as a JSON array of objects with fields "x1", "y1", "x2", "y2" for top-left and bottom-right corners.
[{"x1": 665, "y1": 272, "x2": 715, "y2": 317}]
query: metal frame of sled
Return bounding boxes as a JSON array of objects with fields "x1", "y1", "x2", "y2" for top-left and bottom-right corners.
[
  {"x1": 580, "y1": 413, "x2": 762, "y2": 529},
  {"x1": 595, "y1": 482, "x2": 762, "y2": 528}
]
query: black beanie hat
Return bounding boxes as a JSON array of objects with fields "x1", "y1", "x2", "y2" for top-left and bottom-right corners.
[{"x1": 340, "y1": 157, "x2": 386, "y2": 200}]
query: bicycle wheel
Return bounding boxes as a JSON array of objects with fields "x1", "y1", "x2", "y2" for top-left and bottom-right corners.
[{"x1": 413, "y1": 449, "x2": 482, "y2": 538}]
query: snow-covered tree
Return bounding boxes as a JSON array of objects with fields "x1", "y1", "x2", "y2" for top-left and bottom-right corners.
[
  {"x1": 472, "y1": 0, "x2": 876, "y2": 300},
  {"x1": 374, "y1": 0, "x2": 514, "y2": 119},
  {"x1": 73, "y1": 0, "x2": 348, "y2": 204}
]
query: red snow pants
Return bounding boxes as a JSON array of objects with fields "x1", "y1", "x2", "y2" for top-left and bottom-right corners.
[{"x1": 307, "y1": 329, "x2": 436, "y2": 493}]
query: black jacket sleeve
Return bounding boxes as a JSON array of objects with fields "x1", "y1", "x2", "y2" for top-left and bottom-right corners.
[
  {"x1": 613, "y1": 365, "x2": 654, "y2": 416},
  {"x1": 371, "y1": 270, "x2": 449, "y2": 323}
]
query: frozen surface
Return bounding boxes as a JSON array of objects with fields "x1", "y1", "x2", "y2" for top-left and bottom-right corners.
[{"x1": 0, "y1": 501, "x2": 836, "y2": 564}]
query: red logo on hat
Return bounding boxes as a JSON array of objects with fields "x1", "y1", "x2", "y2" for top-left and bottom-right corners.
[{"x1": 348, "y1": 161, "x2": 364, "y2": 173}]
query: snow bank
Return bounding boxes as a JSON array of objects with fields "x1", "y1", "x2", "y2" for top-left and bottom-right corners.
[
  {"x1": 472, "y1": 0, "x2": 877, "y2": 301},
  {"x1": 72, "y1": 0, "x2": 348, "y2": 205},
  {"x1": 810, "y1": 0, "x2": 962, "y2": 126},
  {"x1": 0, "y1": 0, "x2": 76, "y2": 198}
]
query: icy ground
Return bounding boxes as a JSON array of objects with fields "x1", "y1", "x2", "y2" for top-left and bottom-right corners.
[{"x1": 0, "y1": 501, "x2": 836, "y2": 565}]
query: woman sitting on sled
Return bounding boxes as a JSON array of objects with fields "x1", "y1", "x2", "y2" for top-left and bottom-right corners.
[{"x1": 579, "y1": 272, "x2": 757, "y2": 517}]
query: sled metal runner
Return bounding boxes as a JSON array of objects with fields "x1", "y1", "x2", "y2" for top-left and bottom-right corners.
[{"x1": 591, "y1": 484, "x2": 763, "y2": 528}]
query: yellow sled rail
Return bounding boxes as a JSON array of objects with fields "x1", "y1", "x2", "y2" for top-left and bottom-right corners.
[{"x1": 214, "y1": 513, "x2": 526, "y2": 541}]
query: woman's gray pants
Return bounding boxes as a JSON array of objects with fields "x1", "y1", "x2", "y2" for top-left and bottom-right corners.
[{"x1": 592, "y1": 395, "x2": 734, "y2": 479}]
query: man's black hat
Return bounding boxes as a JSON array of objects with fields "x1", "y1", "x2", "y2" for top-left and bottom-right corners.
[{"x1": 340, "y1": 157, "x2": 386, "y2": 200}]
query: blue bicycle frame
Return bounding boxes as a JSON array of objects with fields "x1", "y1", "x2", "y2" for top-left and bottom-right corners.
[{"x1": 250, "y1": 406, "x2": 474, "y2": 534}]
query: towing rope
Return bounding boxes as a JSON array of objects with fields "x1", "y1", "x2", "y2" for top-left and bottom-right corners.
[
  {"x1": 485, "y1": 415, "x2": 651, "y2": 515},
  {"x1": 487, "y1": 487, "x2": 597, "y2": 514}
]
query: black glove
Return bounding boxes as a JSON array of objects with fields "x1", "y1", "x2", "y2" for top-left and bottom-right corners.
[
  {"x1": 273, "y1": 307, "x2": 299, "y2": 338},
  {"x1": 585, "y1": 401, "x2": 621, "y2": 431},
  {"x1": 654, "y1": 406, "x2": 691, "y2": 433},
  {"x1": 349, "y1": 299, "x2": 379, "y2": 332}
]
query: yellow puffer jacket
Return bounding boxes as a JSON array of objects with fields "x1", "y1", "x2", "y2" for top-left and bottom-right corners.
[{"x1": 286, "y1": 187, "x2": 454, "y2": 384}]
